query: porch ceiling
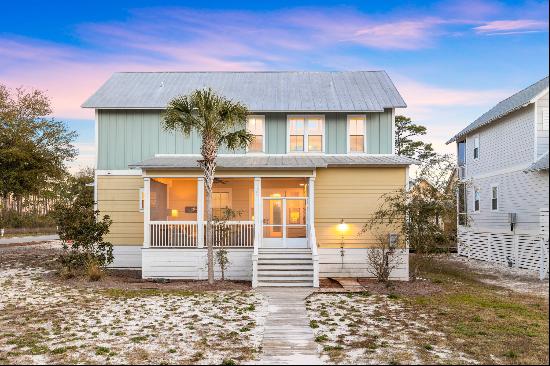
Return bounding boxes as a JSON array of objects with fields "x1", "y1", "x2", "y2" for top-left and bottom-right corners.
[{"x1": 129, "y1": 155, "x2": 418, "y2": 170}]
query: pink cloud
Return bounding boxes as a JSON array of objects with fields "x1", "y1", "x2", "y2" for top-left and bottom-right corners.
[{"x1": 474, "y1": 19, "x2": 548, "y2": 34}]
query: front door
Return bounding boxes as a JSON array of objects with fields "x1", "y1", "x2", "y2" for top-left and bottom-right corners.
[{"x1": 262, "y1": 197, "x2": 307, "y2": 248}]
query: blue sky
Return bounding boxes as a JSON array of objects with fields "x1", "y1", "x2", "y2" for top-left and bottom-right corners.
[{"x1": 1, "y1": 0, "x2": 548, "y2": 170}]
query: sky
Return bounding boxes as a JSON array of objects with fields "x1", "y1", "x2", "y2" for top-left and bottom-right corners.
[{"x1": 1, "y1": 0, "x2": 548, "y2": 171}]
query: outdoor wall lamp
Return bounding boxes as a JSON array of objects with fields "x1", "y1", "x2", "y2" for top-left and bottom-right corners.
[{"x1": 337, "y1": 219, "x2": 348, "y2": 268}]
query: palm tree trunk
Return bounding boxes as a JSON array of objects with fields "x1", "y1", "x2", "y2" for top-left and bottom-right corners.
[{"x1": 201, "y1": 136, "x2": 217, "y2": 285}]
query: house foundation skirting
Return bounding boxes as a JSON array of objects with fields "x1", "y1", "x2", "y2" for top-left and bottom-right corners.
[{"x1": 105, "y1": 247, "x2": 411, "y2": 281}]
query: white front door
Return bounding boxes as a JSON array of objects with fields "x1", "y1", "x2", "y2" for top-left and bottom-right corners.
[{"x1": 262, "y1": 197, "x2": 307, "y2": 248}]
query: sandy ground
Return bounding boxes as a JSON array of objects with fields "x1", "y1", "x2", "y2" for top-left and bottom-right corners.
[
  {"x1": 442, "y1": 254, "x2": 549, "y2": 299},
  {"x1": 0, "y1": 242, "x2": 268, "y2": 365},
  {"x1": 306, "y1": 292, "x2": 477, "y2": 365}
]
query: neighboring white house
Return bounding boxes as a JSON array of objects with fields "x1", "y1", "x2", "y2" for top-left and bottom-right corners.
[{"x1": 448, "y1": 76, "x2": 549, "y2": 274}]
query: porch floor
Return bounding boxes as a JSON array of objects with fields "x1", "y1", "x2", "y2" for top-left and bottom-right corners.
[{"x1": 256, "y1": 288, "x2": 323, "y2": 365}]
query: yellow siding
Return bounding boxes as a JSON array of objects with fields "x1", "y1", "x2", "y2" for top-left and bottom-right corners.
[
  {"x1": 97, "y1": 175, "x2": 144, "y2": 245},
  {"x1": 314, "y1": 167, "x2": 406, "y2": 248}
]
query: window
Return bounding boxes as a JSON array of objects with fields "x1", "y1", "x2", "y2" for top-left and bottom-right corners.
[
  {"x1": 474, "y1": 188, "x2": 480, "y2": 212},
  {"x1": 491, "y1": 185, "x2": 499, "y2": 211},
  {"x1": 458, "y1": 183, "x2": 468, "y2": 226},
  {"x1": 348, "y1": 115, "x2": 366, "y2": 153},
  {"x1": 473, "y1": 136, "x2": 480, "y2": 159},
  {"x1": 247, "y1": 116, "x2": 265, "y2": 152},
  {"x1": 212, "y1": 191, "x2": 231, "y2": 219},
  {"x1": 457, "y1": 140, "x2": 466, "y2": 166},
  {"x1": 139, "y1": 188, "x2": 145, "y2": 212},
  {"x1": 288, "y1": 116, "x2": 324, "y2": 152}
]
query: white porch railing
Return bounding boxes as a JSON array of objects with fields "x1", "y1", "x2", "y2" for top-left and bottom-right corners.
[
  {"x1": 150, "y1": 221, "x2": 254, "y2": 248},
  {"x1": 150, "y1": 221, "x2": 198, "y2": 247}
]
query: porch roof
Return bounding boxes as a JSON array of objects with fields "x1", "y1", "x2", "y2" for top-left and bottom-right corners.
[{"x1": 129, "y1": 154, "x2": 418, "y2": 170}]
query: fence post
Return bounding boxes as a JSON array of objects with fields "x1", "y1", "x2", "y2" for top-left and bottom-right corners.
[
  {"x1": 512, "y1": 234, "x2": 518, "y2": 268},
  {"x1": 539, "y1": 238, "x2": 548, "y2": 281}
]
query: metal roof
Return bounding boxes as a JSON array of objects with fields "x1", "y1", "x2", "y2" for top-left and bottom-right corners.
[
  {"x1": 82, "y1": 71, "x2": 406, "y2": 112},
  {"x1": 129, "y1": 154, "x2": 417, "y2": 170},
  {"x1": 447, "y1": 76, "x2": 549, "y2": 143},
  {"x1": 525, "y1": 152, "x2": 549, "y2": 172}
]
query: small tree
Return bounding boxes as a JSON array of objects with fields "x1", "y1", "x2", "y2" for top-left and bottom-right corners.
[
  {"x1": 163, "y1": 89, "x2": 252, "y2": 285},
  {"x1": 366, "y1": 233, "x2": 404, "y2": 283},
  {"x1": 52, "y1": 169, "x2": 113, "y2": 279},
  {"x1": 365, "y1": 153, "x2": 460, "y2": 280}
]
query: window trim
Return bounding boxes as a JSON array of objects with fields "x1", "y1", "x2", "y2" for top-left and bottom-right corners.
[
  {"x1": 473, "y1": 187, "x2": 480, "y2": 212},
  {"x1": 246, "y1": 115, "x2": 266, "y2": 153},
  {"x1": 139, "y1": 188, "x2": 145, "y2": 212},
  {"x1": 473, "y1": 135, "x2": 480, "y2": 160},
  {"x1": 490, "y1": 184, "x2": 499, "y2": 212},
  {"x1": 346, "y1": 114, "x2": 367, "y2": 154},
  {"x1": 286, "y1": 115, "x2": 325, "y2": 153}
]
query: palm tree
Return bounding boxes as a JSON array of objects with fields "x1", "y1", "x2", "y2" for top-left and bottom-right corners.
[{"x1": 163, "y1": 88, "x2": 252, "y2": 284}]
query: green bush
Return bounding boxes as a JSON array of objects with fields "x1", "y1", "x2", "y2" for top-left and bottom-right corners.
[{"x1": 52, "y1": 170, "x2": 113, "y2": 276}]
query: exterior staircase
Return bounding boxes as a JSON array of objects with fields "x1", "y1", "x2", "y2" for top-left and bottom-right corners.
[{"x1": 256, "y1": 248, "x2": 314, "y2": 287}]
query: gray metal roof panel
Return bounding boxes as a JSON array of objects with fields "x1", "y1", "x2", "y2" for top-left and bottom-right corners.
[
  {"x1": 82, "y1": 71, "x2": 407, "y2": 111},
  {"x1": 129, "y1": 154, "x2": 417, "y2": 170},
  {"x1": 448, "y1": 77, "x2": 549, "y2": 143}
]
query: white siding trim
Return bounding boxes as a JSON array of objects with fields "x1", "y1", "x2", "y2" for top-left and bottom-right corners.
[{"x1": 97, "y1": 169, "x2": 143, "y2": 176}]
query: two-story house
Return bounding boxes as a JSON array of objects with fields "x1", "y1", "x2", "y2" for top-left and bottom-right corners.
[
  {"x1": 82, "y1": 71, "x2": 415, "y2": 287},
  {"x1": 448, "y1": 76, "x2": 549, "y2": 273}
]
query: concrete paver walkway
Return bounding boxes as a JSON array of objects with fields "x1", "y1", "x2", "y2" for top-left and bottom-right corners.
[
  {"x1": 256, "y1": 288, "x2": 323, "y2": 365},
  {"x1": 0, "y1": 234, "x2": 58, "y2": 245}
]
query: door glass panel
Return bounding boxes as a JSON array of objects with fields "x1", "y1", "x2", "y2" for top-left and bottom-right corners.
[
  {"x1": 264, "y1": 226, "x2": 283, "y2": 238},
  {"x1": 287, "y1": 226, "x2": 306, "y2": 238},
  {"x1": 263, "y1": 199, "x2": 282, "y2": 225},
  {"x1": 286, "y1": 199, "x2": 306, "y2": 225}
]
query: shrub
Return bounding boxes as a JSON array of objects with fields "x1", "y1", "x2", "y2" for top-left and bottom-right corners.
[
  {"x1": 53, "y1": 169, "x2": 113, "y2": 277},
  {"x1": 86, "y1": 260, "x2": 103, "y2": 282}
]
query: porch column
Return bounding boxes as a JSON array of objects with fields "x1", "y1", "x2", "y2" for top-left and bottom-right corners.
[
  {"x1": 254, "y1": 177, "x2": 262, "y2": 248},
  {"x1": 308, "y1": 176, "x2": 320, "y2": 288},
  {"x1": 252, "y1": 177, "x2": 261, "y2": 288},
  {"x1": 143, "y1": 177, "x2": 151, "y2": 248},
  {"x1": 307, "y1": 177, "x2": 315, "y2": 243},
  {"x1": 197, "y1": 177, "x2": 205, "y2": 248}
]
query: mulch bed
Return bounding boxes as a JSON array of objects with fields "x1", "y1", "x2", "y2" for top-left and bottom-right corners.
[{"x1": 318, "y1": 276, "x2": 443, "y2": 297}]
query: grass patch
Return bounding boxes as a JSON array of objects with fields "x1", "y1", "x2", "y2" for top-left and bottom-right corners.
[{"x1": 102, "y1": 288, "x2": 196, "y2": 298}]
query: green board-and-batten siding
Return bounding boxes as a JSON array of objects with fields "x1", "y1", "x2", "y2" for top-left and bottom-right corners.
[{"x1": 97, "y1": 109, "x2": 393, "y2": 170}]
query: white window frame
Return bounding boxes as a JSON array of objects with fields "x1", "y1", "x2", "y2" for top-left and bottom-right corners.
[
  {"x1": 347, "y1": 114, "x2": 367, "y2": 153},
  {"x1": 139, "y1": 188, "x2": 145, "y2": 212},
  {"x1": 286, "y1": 115, "x2": 325, "y2": 153},
  {"x1": 473, "y1": 135, "x2": 480, "y2": 160},
  {"x1": 473, "y1": 187, "x2": 480, "y2": 212},
  {"x1": 246, "y1": 115, "x2": 265, "y2": 153},
  {"x1": 490, "y1": 184, "x2": 499, "y2": 212}
]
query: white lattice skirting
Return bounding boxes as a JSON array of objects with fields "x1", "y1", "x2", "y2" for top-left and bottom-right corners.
[{"x1": 458, "y1": 231, "x2": 549, "y2": 278}]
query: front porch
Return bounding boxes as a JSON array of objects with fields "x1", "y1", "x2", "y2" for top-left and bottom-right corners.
[{"x1": 141, "y1": 175, "x2": 319, "y2": 287}]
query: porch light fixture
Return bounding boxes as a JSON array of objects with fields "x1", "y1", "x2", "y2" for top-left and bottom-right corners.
[
  {"x1": 337, "y1": 218, "x2": 348, "y2": 268},
  {"x1": 171, "y1": 209, "x2": 179, "y2": 218},
  {"x1": 337, "y1": 219, "x2": 348, "y2": 234}
]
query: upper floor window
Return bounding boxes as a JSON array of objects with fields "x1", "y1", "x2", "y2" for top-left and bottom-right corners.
[
  {"x1": 288, "y1": 116, "x2": 324, "y2": 153},
  {"x1": 491, "y1": 185, "x2": 499, "y2": 211},
  {"x1": 474, "y1": 188, "x2": 480, "y2": 212},
  {"x1": 457, "y1": 140, "x2": 466, "y2": 166},
  {"x1": 247, "y1": 116, "x2": 265, "y2": 153},
  {"x1": 347, "y1": 115, "x2": 366, "y2": 153},
  {"x1": 473, "y1": 136, "x2": 480, "y2": 159}
]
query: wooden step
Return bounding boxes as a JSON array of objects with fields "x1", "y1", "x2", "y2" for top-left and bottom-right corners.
[{"x1": 257, "y1": 281, "x2": 314, "y2": 287}]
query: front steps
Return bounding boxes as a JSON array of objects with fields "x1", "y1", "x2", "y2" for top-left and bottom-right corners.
[{"x1": 256, "y1": 248, "x2": 314, "y2": 287}]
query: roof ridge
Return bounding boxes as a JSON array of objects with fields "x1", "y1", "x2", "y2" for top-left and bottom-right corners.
[{"x1": 112, "y1": 70, "x2": 388, "y2": 74}]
